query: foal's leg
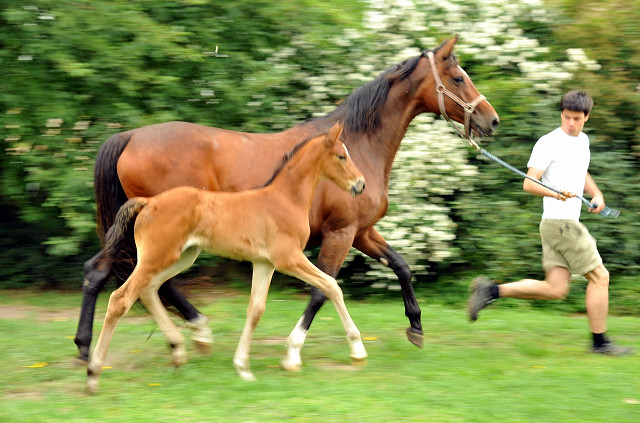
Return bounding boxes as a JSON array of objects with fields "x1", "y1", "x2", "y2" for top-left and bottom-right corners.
[
  {"x1": 160, "y1": 280, "x2": 213, "y2": 355},
  {"x1": 75, "y1": 250, "x2": 112, "y2": 362},
  {"x1": 87, "y1": 270, "x2": 147, "y2": 394},
  {"x1": 279, "y1": 252, "x2": 366, "y2": 371},
  {"x1": 141, "y1": 246, "x2": 203, "y2": 366},
  {"x1": 140, "y1": 286, "x2": 188, "y2": 367},
  {"x1": 283, "y1": 230, "x2": 356, "y2": 371},
  {"x1": 233, "y1": 261, "x2": 275, "y2": 381},
  {"x1": 353, "y1": 227, "x2": 423, "y2": 348}
]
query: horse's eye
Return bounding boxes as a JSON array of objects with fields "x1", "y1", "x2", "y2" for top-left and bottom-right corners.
[
  {"x1": 453, "y1": 76, "x2": 464, "y2": 84},
  {"x1": 338, "y1": 155, "x2": 347, "y2": 161}
]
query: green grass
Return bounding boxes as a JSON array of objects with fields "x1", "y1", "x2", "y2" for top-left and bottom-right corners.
[{"x1": 0, "y1": 288, "x2": 638, "y2": 422}]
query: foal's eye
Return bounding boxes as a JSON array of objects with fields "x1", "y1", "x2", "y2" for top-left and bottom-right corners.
[{"x1": 338, "y1": 155, "x2": 347, "y2": 161}]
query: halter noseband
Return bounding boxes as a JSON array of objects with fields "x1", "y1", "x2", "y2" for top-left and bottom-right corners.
[{"x1": 426, "y1": 51, "x2": 486, "y2": 147}]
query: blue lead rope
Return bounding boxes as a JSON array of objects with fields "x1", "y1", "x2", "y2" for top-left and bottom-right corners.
[{"x1": 478, "y1": 148, "x2": 620, "y2": 218}]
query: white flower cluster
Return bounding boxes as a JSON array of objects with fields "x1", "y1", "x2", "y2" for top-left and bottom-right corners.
[{"x1": 257, "y1": 0, "x2": 601, "y2": 286}]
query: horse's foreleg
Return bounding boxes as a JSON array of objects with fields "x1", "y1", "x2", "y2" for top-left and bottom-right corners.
[
  {"x1": 283, "y1": 232, "x2": 355, "y2": 370},
  {"x1": 279, "y1": 253, "x2": 366, "y2": 369},
  {"x1": 354, "y1": 228, "x2": 423, "y2": 348},
  {"x1": 233, "y1": 261, "x2": 275, "y2": 381},
  {"x1": 282, "y1": 287, "x2": 325, "y2": 371},
  {"x1": 87, "y1": 277, "x2": 140, "y2": 394},
  {"x1": 158, "y1": 279, "x2": 213, "y2": 354},
  {"x1": 75, "y1": 251, "x2": 112, "y2": 362}
]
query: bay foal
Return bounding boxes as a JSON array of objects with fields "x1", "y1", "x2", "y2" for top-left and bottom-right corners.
[{"x1": 87, "y1": 123, "x2": 366, "y2": 393}]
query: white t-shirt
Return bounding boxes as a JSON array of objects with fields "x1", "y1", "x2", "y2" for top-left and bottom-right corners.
[{"x1": 527, "y1": 127, "x2": 590, "y2": 221}]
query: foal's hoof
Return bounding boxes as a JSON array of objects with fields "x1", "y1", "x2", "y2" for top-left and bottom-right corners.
[
  {"x1": 170, "y1": 346, "x2": 188, "y2": 368},
  {"x1": 280, "y1": 359, "x2": 302, "y2": 372},
  {"x1": 193, "y1": 339, "x2": 212, "y2": 356},
  {"x1": 350, "y1": 356, "x2": 367, "y2": 367},
  {"x1": 86, "y1": 378, "x2": 99, "y2": 395},
  {"x1": 406, "y1": 327, "x2": 424, "y2": 349},
  {"x1": 234, "y1": 365, "x2": 257, "y2": 381}
]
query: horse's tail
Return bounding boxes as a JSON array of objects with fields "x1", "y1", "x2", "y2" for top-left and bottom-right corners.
[
  {"x1": 103, "y1": 198, "x2": 148, "y2": 277},
  {"x1": 94, "y1": 131, "x2": 133, "y2": 243}
]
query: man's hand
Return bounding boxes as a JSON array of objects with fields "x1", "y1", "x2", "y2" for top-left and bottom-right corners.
[
  {"x1": 554, "y1": 190, "x2": 575, "y2": 202},
  {"x1": 588, "y1": 194, "x2": 605, "y2": 213}
]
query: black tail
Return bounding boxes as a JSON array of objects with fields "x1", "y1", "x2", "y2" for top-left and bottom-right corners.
[
  {"x1": 103, "y1": 198, "x2": 148, "y2": 280},
  {"x1": 94, "y1": 131, "x2": 136, "y2": 283},
  {"x1": 94, "y1": 131, "x2": 133, "y2": 242}
]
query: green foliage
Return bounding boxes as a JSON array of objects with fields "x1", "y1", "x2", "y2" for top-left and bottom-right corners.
[{"x1": 1, "y1": 0, "x2": 639, "y2": 308}]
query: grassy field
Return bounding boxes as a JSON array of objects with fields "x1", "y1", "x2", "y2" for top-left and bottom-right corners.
[{"x1": 0, "y1": 287, "x2": 638, "y2": 422}]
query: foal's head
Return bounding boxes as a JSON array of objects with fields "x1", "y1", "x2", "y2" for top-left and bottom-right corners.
[{"x1": 319, "y1": 122, "x2": 366, "y2": 196}]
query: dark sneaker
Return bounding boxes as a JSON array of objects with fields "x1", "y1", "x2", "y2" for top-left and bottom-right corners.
[
  {"x1": 468, "y1": 276, "x2": 495, "y2": 322},
  {"x1": 591, "y1": 342, "x2": 635, "y2": 357}
]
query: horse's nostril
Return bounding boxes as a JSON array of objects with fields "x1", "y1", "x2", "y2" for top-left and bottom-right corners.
[{"x1": 492, "y1": 118, "x2": 500, "y2": 129}]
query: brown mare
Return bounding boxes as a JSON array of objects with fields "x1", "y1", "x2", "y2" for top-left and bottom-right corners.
[
  {"x1": 76, "y1": 36, "x2": 499, "y2": 368},
  {"x1": 87, "y1": 123, "x2": 367, "y2": 393}
]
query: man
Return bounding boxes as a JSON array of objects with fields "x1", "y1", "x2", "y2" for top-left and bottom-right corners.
[{"x1": 468, "y1": 90, "x2": 633, "y2": 356}]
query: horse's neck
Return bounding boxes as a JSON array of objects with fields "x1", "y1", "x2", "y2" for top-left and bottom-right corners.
[{"x1": 348, "y1": 77, "x2": 430, "y2": 184}]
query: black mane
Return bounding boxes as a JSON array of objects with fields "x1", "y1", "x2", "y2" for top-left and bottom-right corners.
[{"x1": 321, "y1": 42, "x2": 454, "y2": 135}]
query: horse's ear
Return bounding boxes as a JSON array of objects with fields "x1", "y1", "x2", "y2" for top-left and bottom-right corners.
[
  {"x1": 437, "y1": 34, "x2": 459, "y2": 60},
  {"x1": 326, "y1": 121, "x2": 344, "y2": 148}
]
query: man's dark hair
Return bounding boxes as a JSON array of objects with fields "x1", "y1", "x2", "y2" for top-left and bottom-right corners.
[{"x1": 560, "y1": 90, "x2": 593, "y2": 116}]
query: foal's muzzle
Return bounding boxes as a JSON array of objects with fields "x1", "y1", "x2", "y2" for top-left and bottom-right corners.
[{"x1": 351, "y1": 178, "x2": 366, "y2": 196}]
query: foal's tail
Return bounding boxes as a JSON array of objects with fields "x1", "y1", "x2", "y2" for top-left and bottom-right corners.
[{"x1": 103, "y1": 198, "x2": 149, "y2": 270}]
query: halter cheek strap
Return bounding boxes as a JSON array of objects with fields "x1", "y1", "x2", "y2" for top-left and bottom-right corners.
[{"x1": 426, "y1": 51, "x2": 486, "y2": 145}]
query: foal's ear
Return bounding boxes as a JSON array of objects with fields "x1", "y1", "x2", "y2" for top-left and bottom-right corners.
[
  {"x1": 326, "y1": 121, "x2": 344, "y2": 148},
  {"x1": 436, "y1": 34, "x2": 459, "y2": 60}
]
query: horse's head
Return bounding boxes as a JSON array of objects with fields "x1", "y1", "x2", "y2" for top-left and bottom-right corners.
[
  {"x1": 419, "y1": 35, "x2": 500, "y2": 138},
  {"x1": 321, "y1": 122, "x2": 366, "y2": 196}
]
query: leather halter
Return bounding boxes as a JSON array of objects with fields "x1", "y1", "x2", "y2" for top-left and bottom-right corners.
[{"x1": 426, "y1": 51, "x2": 486, "y2": 142}]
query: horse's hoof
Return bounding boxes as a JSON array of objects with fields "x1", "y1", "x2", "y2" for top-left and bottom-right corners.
[
  {"x1": 406, "y1": 327, "x2": 424, "y2": 349},
  {"x1": 75, "y1": 346, "x2": 90, "y2": 363},
  {"x1": 193, "y1": 339, "x2": 212, "y2": 356},
  {"x1": 73, "y1": 355, "x2": 89, "y2": 367}
]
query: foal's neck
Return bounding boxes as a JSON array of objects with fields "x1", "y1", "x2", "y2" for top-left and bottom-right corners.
[{"x1": 266, "y1": 140, "x2": 324, "y2": 211}]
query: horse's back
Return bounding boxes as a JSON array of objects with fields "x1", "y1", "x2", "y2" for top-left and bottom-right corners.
[{"x1": 116, "y1": 121, "x2": 301, "y2": 198}]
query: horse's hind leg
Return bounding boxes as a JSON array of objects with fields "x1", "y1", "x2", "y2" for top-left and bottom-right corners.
[
  {"x1": 75, "y1": 250, "x2": 112, "y2": 362},
  {"x1": 158, "y1": 279, "x2": 213, "y2": 355},
  {"x1": 233, "y1": 261, "x2": 275, "y2": 381},
  {"x1": 279, "y1": 252, "x2": 366, "y2": 370},
  {"x1": 282, "y1": 231, "x2": 355, "y2": 371}
]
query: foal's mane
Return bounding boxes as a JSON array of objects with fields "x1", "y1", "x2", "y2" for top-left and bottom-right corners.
[
  {"x1": 259, "y1": 133, "x2": 319, "y2": 188},
  {"x1": 323, "y1": 41, "x2": 456, "y2": 136}
]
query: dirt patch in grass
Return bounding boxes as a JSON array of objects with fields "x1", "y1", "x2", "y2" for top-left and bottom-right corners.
[{"x1": 0, "y1": 304, "x2": 80, "y2": 323}]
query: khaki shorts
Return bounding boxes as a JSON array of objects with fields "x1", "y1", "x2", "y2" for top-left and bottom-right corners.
[{"x1": 539, "y1": 219, "x2": 602, "y2": 275}]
